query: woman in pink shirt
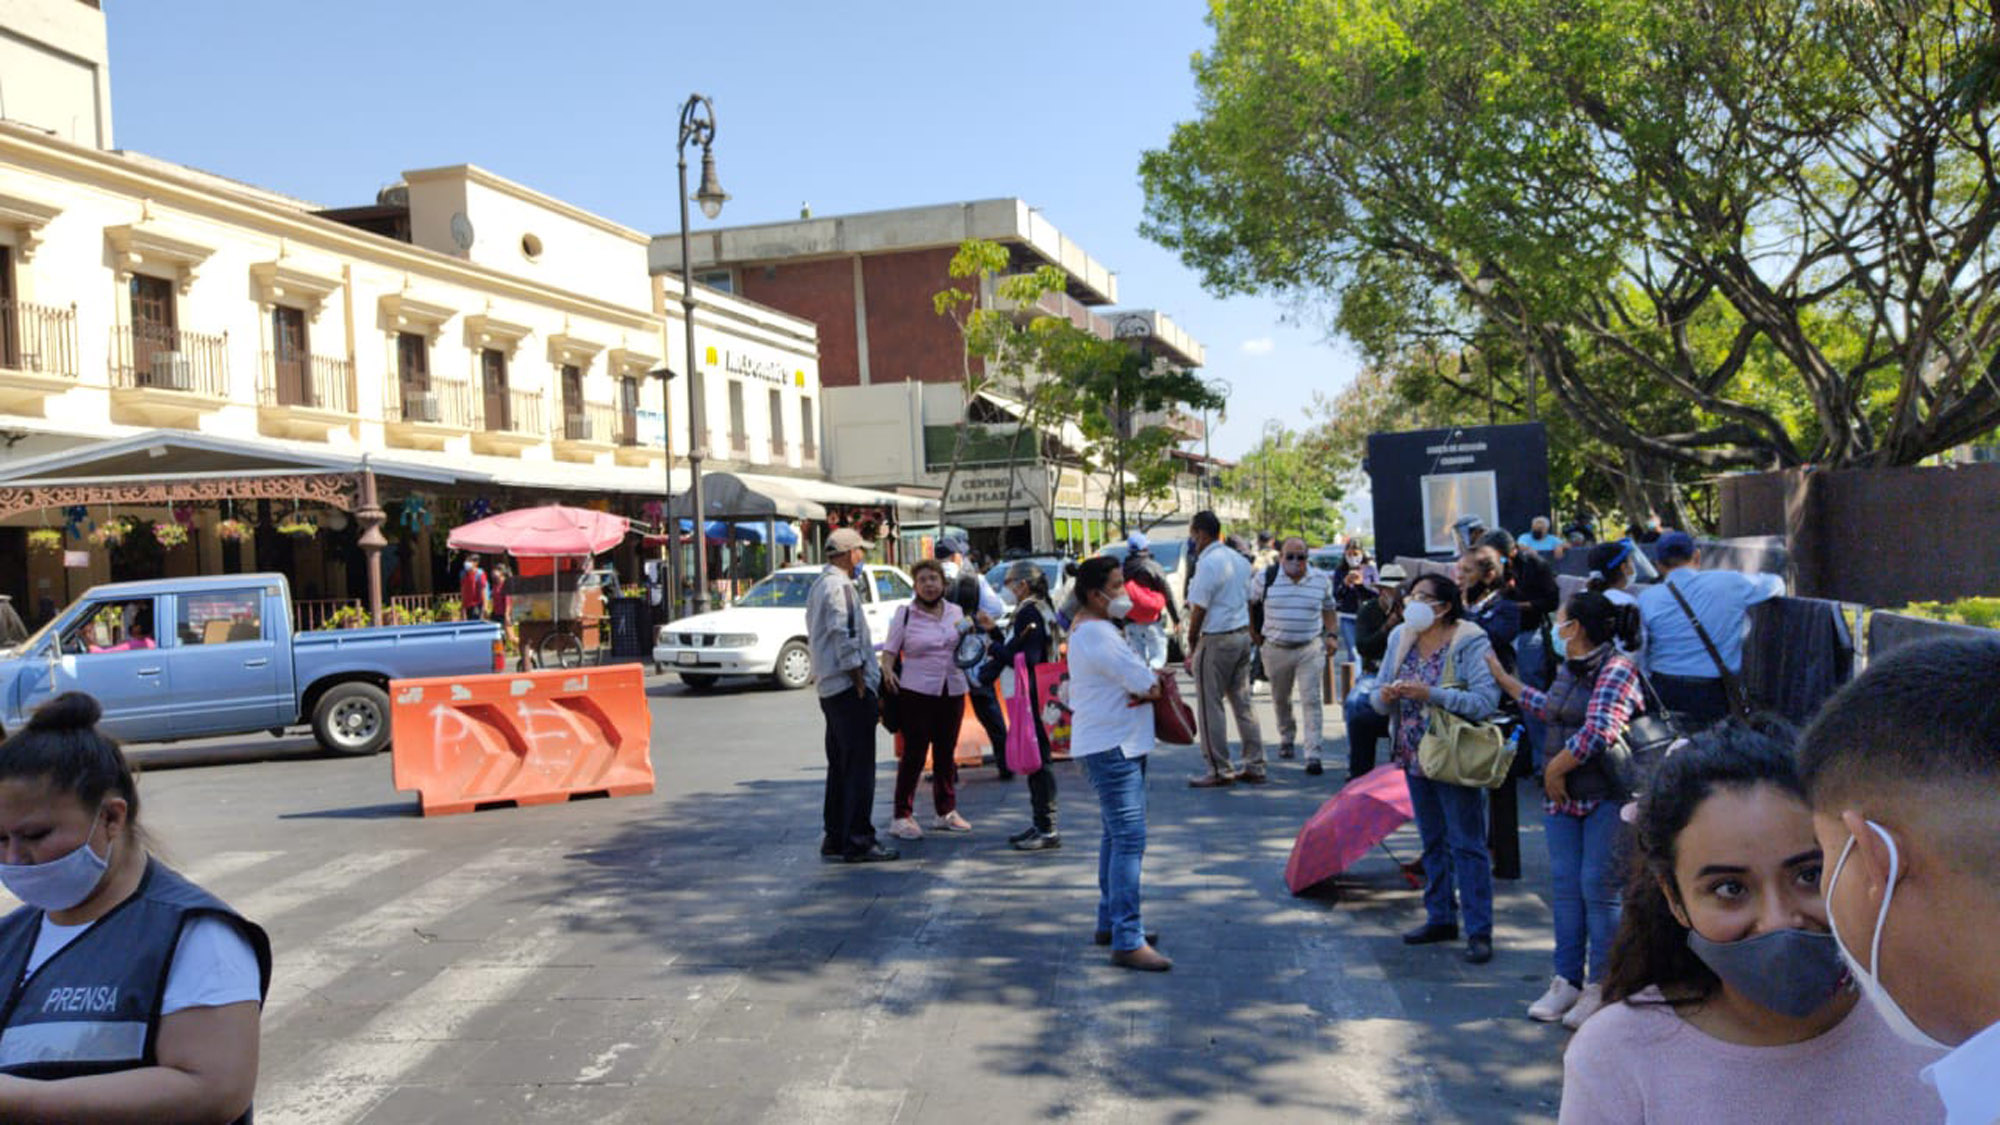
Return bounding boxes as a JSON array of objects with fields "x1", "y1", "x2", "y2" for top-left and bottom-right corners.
[
  {"x1": 1560, "y1": 720, "x2": 1944, "y2": 1123},
  {"x1": 881, "y1": 559, "x2": 971, "y2": 840}
]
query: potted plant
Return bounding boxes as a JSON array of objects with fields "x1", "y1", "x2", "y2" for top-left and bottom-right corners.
[
  {"x1": 87, "y1": 518, "x2": 131, "y2": 548},
  {"x1": 27, "y1": 529, "x2": 62, "y2": 554},
  {"x1": 276, "y1": 513, "x2": 319, "y2": 538},
  {"x1": 216, "y1": 518, "x2": 250, "y2": 543},
  {"x1": 152, "y1": 521, "x2": 189, "y2": 549}
]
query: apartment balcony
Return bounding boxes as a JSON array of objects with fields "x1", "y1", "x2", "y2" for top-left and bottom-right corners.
[
  {"x1": 0, "y1": 299, "x2": 78, "y2": 415},
  {"x1": 384, "y1": 379, "x2": 474, "y2": 451},
  {"x1": 256, "y1": 352, "x2": 355, "y2": 441},
  {"x1": 109, "y1": 324, "x2": 229, "y2": 429},
  {"x1": 613, "y1": 415, "x2": 664, "y2": 466},
  {"x1": 471, "y1": 388, "x2": 545, "y2": 456},
  {"x1": 551, "y1": 401, "x2": 616, "y2": 463}
]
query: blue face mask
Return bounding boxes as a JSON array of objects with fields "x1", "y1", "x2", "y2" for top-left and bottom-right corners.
[
  {"x1": 0, "y1": 806, "x2": 111, "y2": 913},
  {"x1": 1686, "y1": 926, "x2": 1849, "y2": 1019}
]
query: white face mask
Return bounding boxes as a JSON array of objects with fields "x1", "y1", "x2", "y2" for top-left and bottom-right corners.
[
  {"x1": 1402, "y1": 600, "x2": 1437, "y2": 633},
  {"x1": 1826, "y1": 822, "x2": 1949, "y2": 1051},
  {"x1": 999, "y1": 585, "x2": 1019, "y2": 608},
  {"x1": 0, "y1": 806, "x2": 111, "y2": 913},
  {"x1": 942, "y1": 560, "x2": 961, "y2": 581},
  {"x1": 1105, "y1": 594, "x2": 1134, "y2": 619}
]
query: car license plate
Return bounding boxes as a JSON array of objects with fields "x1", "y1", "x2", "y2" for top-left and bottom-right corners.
[{"x1": 676, "y1": 652, "x2": 696, "y2": 665}]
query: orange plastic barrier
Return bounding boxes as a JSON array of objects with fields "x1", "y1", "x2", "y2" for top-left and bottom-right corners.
[
  {"x1": 389, "y1": 663, "x2": 655, "y2": 816},
  {"x1": 892, "y1": 689, "x2": 1005, "y2": 769}
]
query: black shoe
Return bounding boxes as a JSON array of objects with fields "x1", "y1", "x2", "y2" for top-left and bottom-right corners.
[
  {"x1": 996, "y1": 769, "x2": 1017, "y2": 781},
  {"x1": 820, "y1": 837, "x2": 842, "y2": 858},
  {"x1": 1465, "y1": 936, "x2": 1493, "y2": 963},
  {"x1": 1237, "y1": 770, "x2": 1270, "y2": 785},
  {"x1": 1095, "y1": 929, "x2": 1161, "y2": 947},
  {"x1": 1007, "y1": 826, "x2": 1041, "y2": 845},
  {"x1": 1304, "y1": 759, "x2": 1325, "y2": 776},
  {"x1": 1401, "y1": 922, "x2": 1459, "y2": 945},
  {"x1": 844, "y1": 844, "x2": 901, "y2": 864},
  {"x1": 1012, "y1": 831, "x2": 1061, "y2": 852}
]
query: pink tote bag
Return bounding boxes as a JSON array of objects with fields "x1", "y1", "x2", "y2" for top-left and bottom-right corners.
[{"x1": 1003, "y1": 653, "x2": 1043, "y2": 773}]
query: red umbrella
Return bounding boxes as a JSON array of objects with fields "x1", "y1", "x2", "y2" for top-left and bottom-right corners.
[
  {"x1": 446, "y1": 504, "x2": 630, "y2": 559},
  {"x1": 1284, "y1": 765, "x2": 1419, "y2": 895}
]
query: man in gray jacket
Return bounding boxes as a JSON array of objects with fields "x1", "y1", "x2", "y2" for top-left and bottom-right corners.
[{"x1": 808, "y1": 528, "x2": 899, "y2": 863}]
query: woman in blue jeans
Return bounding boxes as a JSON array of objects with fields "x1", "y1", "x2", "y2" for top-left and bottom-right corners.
[
  {"x1": 1066, "y1": 556, "x2": 1170, "y2": 971},
  {"x1": 1488, "y1": 591, "x2": 1645, "y2": 1029},
  {"x1": 1371, "y1": 573, "x2": 1503, "y2": 964}
]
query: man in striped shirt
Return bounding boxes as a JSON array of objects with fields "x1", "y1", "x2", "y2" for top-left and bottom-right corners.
[{"x1": 1250, "y1": 537, "x2": 1339, "y2": 774}]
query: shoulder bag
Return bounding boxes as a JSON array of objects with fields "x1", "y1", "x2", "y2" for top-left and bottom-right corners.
[
  {"x1": 1566, "y1": 663, "x2": 1684, "y2": 803},
  {"x1": 878, "y1": 604, "x2": 910, "y2": 734},
  {"x1": 1417, "y1": 642, "x2": 1515, "y2": 788},
  {"x1": 1152, "y1": 668, "x2": 1199, "y2": 745},
  {"x1": 1664, "y1": 578, "x2": 1753, "y2": 720}
]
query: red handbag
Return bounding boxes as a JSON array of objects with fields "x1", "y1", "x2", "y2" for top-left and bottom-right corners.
[{"x1": 1152, "y1": 668, "x2": 1199, "y2": 745}]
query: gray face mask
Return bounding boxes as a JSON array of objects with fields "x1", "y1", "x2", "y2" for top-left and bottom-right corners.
[{"x1": 1686, "y1": 926, "x2": 1849, "y2": 1019}]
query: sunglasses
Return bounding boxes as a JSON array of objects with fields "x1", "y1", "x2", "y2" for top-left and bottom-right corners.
[{"x1": 1282, "y1": 554, "x2": 1308, "y2": 561}]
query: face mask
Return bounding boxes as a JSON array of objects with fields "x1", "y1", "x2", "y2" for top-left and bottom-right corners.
[
  {"x1": 1828, "y1": 823, "x2": 1949, "y2": 1050},
  {"x1": 942, "y1": 560, "x2": 961, "y2": 581},
  {"x1": 1686, "y1": 927, "x2": 1848, "y2": 1019},
  {"x1": 999, "y1": 586, "x2": 1019, "y2": 608},
  {"x1": 1402, "y1": 600, "x2": 1437, "y2": 632},
  {"x1": 1105, "y1": 594, "x2": 1134, "y2": 619},
  {"x1": 0, "y1": 807, "x2": 111, "y2": 913}
]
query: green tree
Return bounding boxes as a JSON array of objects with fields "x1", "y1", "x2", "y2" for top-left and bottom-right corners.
[
  {"x1": 1141, "y1": 0, "x2": 2000, "y2": 480},
  {"x1": 1223, "y1": 422, "x2": 1346, "y2": 542}
]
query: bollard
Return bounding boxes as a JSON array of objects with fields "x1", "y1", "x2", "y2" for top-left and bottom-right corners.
[{"x1": 389, "y1": 663, "x2": 655, "y2": 817}]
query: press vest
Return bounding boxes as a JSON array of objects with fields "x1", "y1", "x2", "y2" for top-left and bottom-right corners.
[{"x1": 0, "y1": 859, "x2": 272, "y2": 1122}]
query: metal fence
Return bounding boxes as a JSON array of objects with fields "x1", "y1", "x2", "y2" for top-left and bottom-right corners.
[
  {"x1": 109, "y1": 324, "x2": 230, "y2": 397},
  {"x1": 258, "y1": 352, "x2": 353, "y2": 413},
  {"x1": 1, "y1": 299, "x2": 78, "y2": 376}
]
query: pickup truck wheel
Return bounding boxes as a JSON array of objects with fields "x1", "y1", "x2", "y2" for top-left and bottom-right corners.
[
  {"x1": 770, "y1": 641, "x2": 813, "y2": 690},
  {"x1": 314, "y1": 682, "x2": 392, "y2": 756},
  {"x1": 679, "y1": 673, "x2": 719, "y2": 692}
]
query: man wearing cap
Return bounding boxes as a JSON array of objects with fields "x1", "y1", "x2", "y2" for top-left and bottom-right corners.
[
  {"x1": 807, "y1": 529, "x2": 898, "y2": 863},
  {"x1": 1342, "y1": 563, "x2": 1405, "y2": 779},
  {"x1": 1121, "y1": 532, "x2": 1179, "y2": 670},
  {"x1": 1636, "y1": 531, "x2": 1785, "y2": 729}
]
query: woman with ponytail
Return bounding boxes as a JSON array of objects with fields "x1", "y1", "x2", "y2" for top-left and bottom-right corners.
[
  {"x1": 0, "y1": 692, "x2": 270, "y2": 1122},
  {"x1": 1489, "y1": 591, "x2": 1646, "y2": 1029},
  {"x1": 1584, "y1": 540, "x2": 1646, "y2": 660}
]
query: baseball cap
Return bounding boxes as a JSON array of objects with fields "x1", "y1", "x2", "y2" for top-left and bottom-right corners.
[
  {"x1": 1126, "y1": 531, "x2": 1149, "y2": 552},
  {"x1": 827, "y1": 528, "x2": 870, "y2": 554},
  {"x1": 1657, "y1": 531, "x2": 1698, "y2": 562},
  {"x1": 932, "y1": 536, "x2": 967, "y2": 560},
  {"x1": 1376, "y1": 563, "x2": 1408, "y2": 587}
]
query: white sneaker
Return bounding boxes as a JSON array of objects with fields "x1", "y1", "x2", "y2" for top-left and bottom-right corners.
[
  {"x1": 1527, "y1": 976, "x2": 1582, "y2": 1022},
  {"x1": 931, "y1": 811, "x2": 972, "y2": 833},
  {"x1": 1562, "y1": 983, "x2": 1606, "y2": 1030},
  {"x1": 890, "y1": 817, "x2": 923, "y2": 840}
]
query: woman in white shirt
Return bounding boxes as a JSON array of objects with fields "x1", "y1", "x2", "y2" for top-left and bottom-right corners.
[
  {"x1": 1067, "y1": 557, "x2": 1170, "y2": 971},
  {"x1": 0, "y1": 692, "x2": 269, "y2": 1123}
]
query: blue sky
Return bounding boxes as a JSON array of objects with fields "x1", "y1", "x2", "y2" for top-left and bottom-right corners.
[{"x1": 102, "y1": 0, "x2": 1360, "y2": 460}]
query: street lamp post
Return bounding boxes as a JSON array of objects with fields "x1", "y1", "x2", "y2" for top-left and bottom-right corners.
[
  {"x1": 676, "y1": 93, "x2": 729, "y2": 615},
  {"x1": 649, "y1": 365, "x2": 679, "y2": 616}
]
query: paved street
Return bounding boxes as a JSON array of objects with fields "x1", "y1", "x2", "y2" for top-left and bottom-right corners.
[{"x1": 123, "y1": 673, "x2": 1569, "y2": 1124}]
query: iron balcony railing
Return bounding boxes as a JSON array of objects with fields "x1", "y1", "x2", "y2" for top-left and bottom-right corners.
[
  {"x1": 0, "y1": 299, "x2": 78, "y2": 377},
  {"x1": 558, "y1": 401, "x2": 616, "y2": 443},
  {"x1": 386, "y1": 378, "x2": 474, "y2": 428},
  {"x1": 482, "y1": 388, "x2": 545, "y2": 435},
  {"x1": 258, "y1": 351, "x2": 354, "y2": 414},
  {"x1": 110, "y1": 324, "x2": 229, "y2": 397}
]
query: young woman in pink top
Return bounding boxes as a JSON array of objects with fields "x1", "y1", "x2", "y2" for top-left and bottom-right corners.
[
  {"x1": 881, "y1": 559, "x2": 971, "y2": 840},
  {"x1": 1560, "y1": 720, "x2": 1945, "y2": 1123}
]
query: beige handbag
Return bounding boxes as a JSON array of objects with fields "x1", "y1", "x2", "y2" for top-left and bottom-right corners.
[{"x1": 1416, "y1": 644, "x2": 1514, "y2": 788}]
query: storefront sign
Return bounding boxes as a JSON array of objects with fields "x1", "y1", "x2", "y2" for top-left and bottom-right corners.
[
  {"x1": 945, "y1": 469, "x2": 1044, "y2": 512},
  {"x1": 636, "y1": 408, "x2": 666, "y2": 448},
  {"x1": 704, "y1": 346, "x2": 798, "y2": 387},
  {"x1": 63, "y1": 551, "x2": 89, "y2": 569}
]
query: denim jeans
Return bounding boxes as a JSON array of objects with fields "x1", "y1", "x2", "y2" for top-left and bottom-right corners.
[
  {"x1": 1343, "y1": 679, "x2": 1389, "y2": 777},
  {"x1": 1407, "y1": 772, "x2": 1494, "y2": 938},
  {"x1": 1124, "y1": 620, "x2": 1169, "y2": 670},
  {"x1": 1337, "y1": 613, "x2": 1359, "y2": 665},
  {"x1": 1546, "y1": 800, "x2": 1624, "y2": 984},
  {"x1": 1515, "y1": 627, "x2": 1551, "y2": 769},
  {"x1": 1082, "y1": 749, "x2": 1149, "y2": 952}
]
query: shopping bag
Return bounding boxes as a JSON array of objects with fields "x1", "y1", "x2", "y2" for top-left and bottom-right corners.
[
  {"x1": 1003, "y1": 654, "x2": 1043, "y2": 774},
  {"x1": 1032, "y1": 659, "x2": 1072, "y2": 758}
]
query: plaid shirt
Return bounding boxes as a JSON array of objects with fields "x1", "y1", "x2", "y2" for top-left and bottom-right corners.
[{"x1": 1520, "y1": 654, "x2": 1643, "y2": 817}]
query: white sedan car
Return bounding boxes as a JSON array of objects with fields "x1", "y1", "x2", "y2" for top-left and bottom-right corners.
[{"x1": 653, "y1": 564, "x2": 916, "y2": 690}]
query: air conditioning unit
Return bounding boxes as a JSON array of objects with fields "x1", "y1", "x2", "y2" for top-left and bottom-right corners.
[
  {"x1": 147, "y1": 352, "x2": 191, "y2": 391},
  {"x1": 565, "y1": 413, "x2": 590, "y2": 441},
  {"x1": 404, "y1": 391, "x2": 440, "y2": 423}
]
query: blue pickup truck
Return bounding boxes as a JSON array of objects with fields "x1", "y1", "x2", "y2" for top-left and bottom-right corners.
[{"x1": 0, "y1": 573, "x2": 504, "y2": 756}]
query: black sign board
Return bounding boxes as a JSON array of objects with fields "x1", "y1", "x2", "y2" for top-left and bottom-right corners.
[{"x1": 1365, "y1": 423, "x2": 1551, "y2": 560}]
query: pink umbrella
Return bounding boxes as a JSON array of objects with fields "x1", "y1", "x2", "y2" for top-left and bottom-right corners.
[
  {"x1": 446, "y1": 504, "x2": 630, "y2": 559},
  {"x1": 1284, "y1": 765, "x2": 1420, "y2": 895}
]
